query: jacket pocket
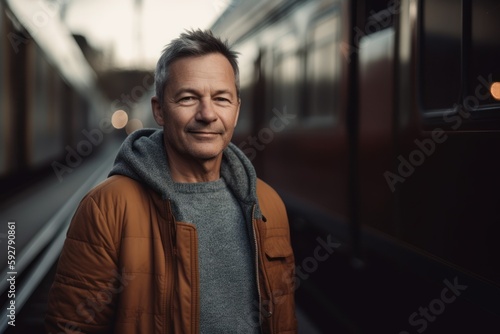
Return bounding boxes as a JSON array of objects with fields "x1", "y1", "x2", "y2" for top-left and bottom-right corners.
[
  {"x1": 262, "y1": 234, "x2": 298, "y2": 332},
  {"x1": 263, "y1": 235, "x2": 296, "y2": 298},
  {"x1": 265, "y1": 235, "x2": 294, "y2": 259}
]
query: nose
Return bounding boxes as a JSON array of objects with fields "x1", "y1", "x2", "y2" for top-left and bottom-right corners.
[{"x1": 195, "y1": 98, "x2": 218, "y2": 123}]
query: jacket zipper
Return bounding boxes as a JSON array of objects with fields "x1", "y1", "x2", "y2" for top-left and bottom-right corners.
[
  {"x1": 165, "y1": 200, "x2": 177, "y2": 334},
  {"x1": 251, "y1": 204, "x2": 263, "y2": 331},
  {"x1": 252, "y1": 204, "x2": 273, "y2": 333}
]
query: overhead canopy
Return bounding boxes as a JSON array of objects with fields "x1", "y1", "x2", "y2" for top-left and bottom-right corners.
[{"x1": 5, "y1": 0, "x2": 97, "y2": 98}]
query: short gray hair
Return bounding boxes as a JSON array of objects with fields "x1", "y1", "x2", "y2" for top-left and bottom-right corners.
[{"x1": 154, "y1": 29, "x2": 240, "y2": 105}]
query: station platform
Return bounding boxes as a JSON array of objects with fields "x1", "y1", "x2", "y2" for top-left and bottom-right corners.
[{"x1": 0, "y1": 136, "x2": 322, "y2": 334}]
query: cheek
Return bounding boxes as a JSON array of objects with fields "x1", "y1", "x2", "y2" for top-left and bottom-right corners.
[
  {"x1": 166, "y1": 123, "x2": 185, "y2": 143},
  {"x1": 223, "y1": 113, "x2": 239, "y2": 129},
  {"x1": 164, "y1": 125, "x2": 183, "y2": 150},
  {"x1": 164, "y1": 112, "x2": 186, "y2": 130}
]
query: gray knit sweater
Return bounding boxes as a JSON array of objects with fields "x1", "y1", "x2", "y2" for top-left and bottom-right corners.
[{"x1": 109, "y1": 129, "x2": 260, "y2": 333}]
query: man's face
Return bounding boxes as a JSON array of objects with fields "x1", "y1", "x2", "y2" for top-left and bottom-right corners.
[{"x1": 152, "y1": 53, "x2": 240, "y2": 164}]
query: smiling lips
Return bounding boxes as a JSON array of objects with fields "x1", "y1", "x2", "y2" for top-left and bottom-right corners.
[{"x1": 188, "y1": 130, "x2": 222, "y2": 138}]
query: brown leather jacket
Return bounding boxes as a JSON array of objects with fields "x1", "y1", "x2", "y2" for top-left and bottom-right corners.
[{"x1": 45, "y1": 175, "x2": 297, "y2": 333}]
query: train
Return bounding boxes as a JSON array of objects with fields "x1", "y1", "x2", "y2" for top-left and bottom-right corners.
[
  {"x1": 1, "y1": 0, "x2": 499, "y2": 332},
  {"x1": 211, "y1": 0, "x2": 500, "y2": 332},
  {"x1": 0, "y1": 3, "x2": 116, "y2": 331},
  {"x1": 0, "y1": 0, "x2": 108, "y2": 201}
]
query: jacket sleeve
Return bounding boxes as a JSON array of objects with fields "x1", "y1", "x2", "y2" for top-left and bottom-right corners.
[{"x1": 45, "y1": 192, "x2": 121, "y2": 334}]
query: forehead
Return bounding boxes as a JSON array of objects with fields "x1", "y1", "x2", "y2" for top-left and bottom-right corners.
[{"x1": 166, "y1": 53, "x2": 236, "y2": 90}]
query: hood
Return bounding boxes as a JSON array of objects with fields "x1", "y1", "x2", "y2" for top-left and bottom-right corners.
[{"x1": 108, "y1": 128, "x2": 261, "y2": 218}]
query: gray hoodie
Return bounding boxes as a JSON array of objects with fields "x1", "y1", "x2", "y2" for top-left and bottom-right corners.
[
  {"x1": 108, "y1": 128, "x2": 261, "y2": 333},
  {"x1": 109, "y1": 128, "x2": 262, "y2": 220}
]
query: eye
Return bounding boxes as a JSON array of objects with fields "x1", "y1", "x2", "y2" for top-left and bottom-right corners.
[
  {"x1": 214, "y1": 97, "x2": 231, "y2": 103},
  {"x1": 178, "y1": 96, "x2": 197, "y2": 104}
]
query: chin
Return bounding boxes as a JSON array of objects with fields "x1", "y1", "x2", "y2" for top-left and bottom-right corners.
[{"x1": 189, "y1": 147, "x2": 224, "y2": 161}]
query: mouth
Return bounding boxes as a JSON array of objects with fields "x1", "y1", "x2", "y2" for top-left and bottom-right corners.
[{"x1": 188, "y1": 131, "x2": 221, "y2": 138}]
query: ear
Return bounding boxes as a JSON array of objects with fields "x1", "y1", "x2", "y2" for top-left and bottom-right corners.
[{"x1": 151, "y1": 96, "x2": 165, "y2": 126}]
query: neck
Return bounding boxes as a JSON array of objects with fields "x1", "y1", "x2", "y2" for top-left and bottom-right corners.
[{"x1": 166, "y1": 150, "x2": 222, "y2": 183}]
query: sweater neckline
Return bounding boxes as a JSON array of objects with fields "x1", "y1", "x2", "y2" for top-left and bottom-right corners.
[{"x1": 173, "y1": 178, "x2": 226, "y2": 194}]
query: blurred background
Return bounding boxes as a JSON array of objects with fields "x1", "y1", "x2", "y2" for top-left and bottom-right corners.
[{"x1": 1, "y1": 0, "x2": 500, "y2": 333}]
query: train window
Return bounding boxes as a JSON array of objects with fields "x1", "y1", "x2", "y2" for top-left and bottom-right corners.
[
  {"x1": 272, "y1": 34, "x2": 300, "y2": 121},
  {"x1": 28, "y1": 47, "x2": 64, "y2": 167},
  {"x1": 306, "y1": 14, "x2": 339, "y2": 121},
  {"x1": 0, "y1": 12, "x2": 7, "y2": 176},
  {"x1": 233, "y1": 43, "x2": 257, "y2": 133},
  {"x1": 420, "y1": 0, "x2": 500, "y2": 118},
  {"x1": 467, "y1": 0, "x2": 500, "y2": 107},
  {"x1": 419, "y1": 0, "x2": 462, "y2": 111},
  {"x1": 0, "y1": 10, "x2": 6, "y2": 176},
  {"x1": 363, "y1": 0, "x2": 394, "y2": 22}
]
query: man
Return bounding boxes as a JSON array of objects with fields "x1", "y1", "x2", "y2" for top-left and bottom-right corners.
[{"x1": 45, "y1": 29, "x2": 297, "y2": 333}]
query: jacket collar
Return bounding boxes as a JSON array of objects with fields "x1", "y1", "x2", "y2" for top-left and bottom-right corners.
[{"x1": 109, "y1": 128, "x2": 263, "y2": 220}]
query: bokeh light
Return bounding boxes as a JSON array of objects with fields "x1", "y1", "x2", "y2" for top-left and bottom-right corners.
[
  {"x1": 111, "y1": 110, "x2": 129, "y2": 129},
  {"x1": 126, "y1": 119, "x2": 144, "y2": 134},
  {"x1": 491, "y1": 82, "x2": 500, "y2": 101}
]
